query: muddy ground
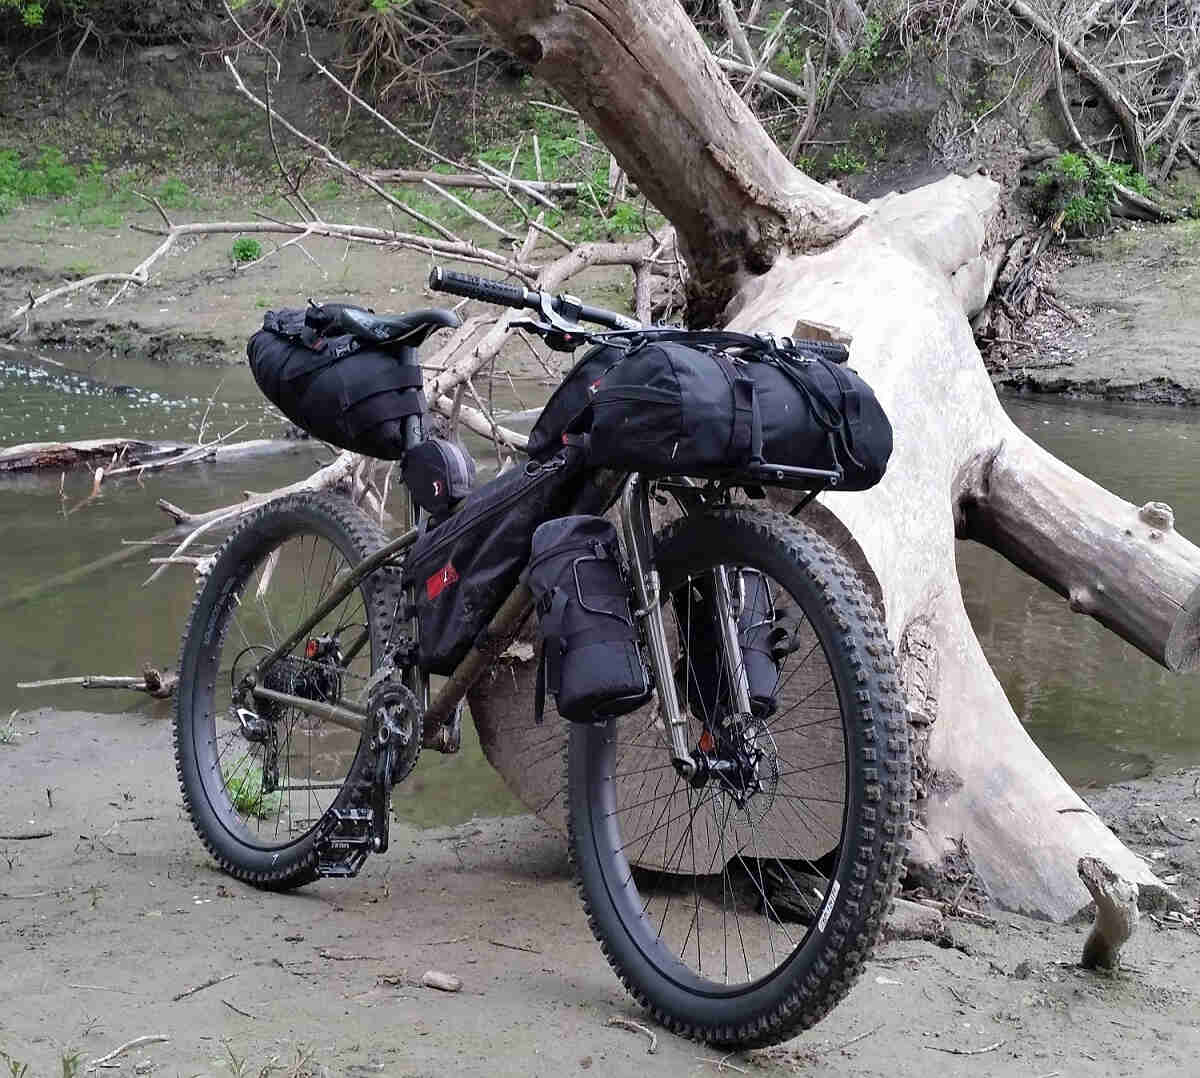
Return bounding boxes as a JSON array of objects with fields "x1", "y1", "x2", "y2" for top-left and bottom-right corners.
[
  {"x1": 0, "y1": 195, "x2": 611, "y2": 380},
  {"x1": 0, "y1": 705, "x2": 1197, "y2": 1077}
]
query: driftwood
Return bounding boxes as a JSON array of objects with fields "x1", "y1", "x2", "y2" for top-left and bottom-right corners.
[
  {"x1": 460, "y1": 0, "x2": 1193, "y2": 921},
  {"x1": 18, "y1": 666, "x2": 177, "y2": 699},
  {"x1": 1078, "y1": 857, "x2": 1140, "y2": 970},
  {"x1": 0, "y1": 439, "x2": 187, "y2": 473}
]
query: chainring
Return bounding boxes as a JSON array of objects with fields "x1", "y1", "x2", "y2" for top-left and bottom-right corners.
[{"x1": 369, "y1": 679, "x2": 422, "y2": 789}]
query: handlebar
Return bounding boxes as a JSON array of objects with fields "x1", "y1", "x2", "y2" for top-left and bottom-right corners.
[{"x1": 429, "y1": 267, "x2": 642, "y2": 332}]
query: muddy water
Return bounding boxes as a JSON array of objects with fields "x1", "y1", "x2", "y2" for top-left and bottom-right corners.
[
  {"x1": 3, "y1": 348, "x2": 1200, "y2": 823},
  {"x1": 957, "y1": 394, "x2": 1200, "y2": 786}
]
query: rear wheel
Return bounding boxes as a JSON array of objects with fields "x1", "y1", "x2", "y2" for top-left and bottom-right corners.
[
  {"x1": 174, "y1": 492, "x2": 403, "y2": 890},
  {"x1": 568, "y1": 506, "x2": 910, "y2": 1047}
]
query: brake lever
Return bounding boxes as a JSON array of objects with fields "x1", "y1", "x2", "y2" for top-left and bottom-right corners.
[{"x1": 511, "y1": 318, "x2": 591, "y2": 353}]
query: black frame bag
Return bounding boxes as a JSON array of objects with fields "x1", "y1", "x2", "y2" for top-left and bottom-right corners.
[
  {"x1": 406, "y1": 447, "x2": 586, "y2": 676},
  {"x1": 248, "y1": 310, "x2": 424, "y2": 460},
  {"x1": 526, "y1": 516, "x2": 650, "y2": 723},
  {"x1": 673, "y1": 568, "x2": 782, "y2": 723}
]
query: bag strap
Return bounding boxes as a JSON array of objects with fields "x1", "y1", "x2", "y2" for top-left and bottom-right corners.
[{"x1": 606, "y1": 328, "x2": 849, "y2": 365}]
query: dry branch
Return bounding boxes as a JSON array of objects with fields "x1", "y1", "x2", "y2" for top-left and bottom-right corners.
[
  {"x1": 1010, "y1": 0, "x2": 1146, "y2": 173},
  {"x1": 17, "y1": 668, "x2": 176, "y2": 697},
  {"x1": 368, "y1": 168, "x2": 580, "y2": 197},
  {"x1": 1051, "y1": 40, "x2": 1176, "y2": 221},
  {"x1": 1078, "y1": 857, "x2": 1140, "y2": 970},
  {"x1": 86, "y1": 1035, "x2": 169, "y2": 1071}
]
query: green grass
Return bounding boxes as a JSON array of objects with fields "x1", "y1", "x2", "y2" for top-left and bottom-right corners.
[
  {"x1": 828, "y1": 147, "x2": 868, "y2": 175},
  {"x1": 0, "y1": 144, "x2": 203, "y2": 227},
  {"x1": 226, "y1": 754, "x2": 282, "y2": 819}
]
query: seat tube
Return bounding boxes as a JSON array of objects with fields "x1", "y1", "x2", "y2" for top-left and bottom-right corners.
[{"x1": 619, "y1": 474, "x2": 695, "y2": 778}]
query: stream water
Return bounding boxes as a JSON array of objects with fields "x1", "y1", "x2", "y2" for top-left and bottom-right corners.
[{"x1": 2, "y1": 349, "x2": 1199, "y2": 827}]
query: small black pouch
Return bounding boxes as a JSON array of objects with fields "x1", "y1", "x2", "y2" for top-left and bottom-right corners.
[
  {"x1": 406, "y1": 447, "x2": 586, "y2": 676},
  {"x1": 526, "y1": 516, "x2": 651, "y2": 723},
  {"x1": 587, "y1": 340, "x2": 760, "y2": 476},
  {"x1": 673, "y1": 569, "x2": 782, "y2": 723},
  {"x1": 403, "y1": 438, "x2": 476, "y2": 519}
]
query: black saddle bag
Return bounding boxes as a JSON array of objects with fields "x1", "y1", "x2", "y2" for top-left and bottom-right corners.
[
  {"x1": 526, "y1": 516, "x2": 651, "y2": 723},
  {"x1": 406, "y1": 446, "x2": 586, "y2": 676},
  {"x1": 673, "y1": 568, "x2": 782, "y2": 723},
  {"x1": 403, "y1": 438, "x2": 475, "y2": 520},
  {"x1": 587, "y1": 340, "x2": 759, "y2": 475},
  {"x1": 248, "y1": 308, "x2": 424, "y2": 460}
]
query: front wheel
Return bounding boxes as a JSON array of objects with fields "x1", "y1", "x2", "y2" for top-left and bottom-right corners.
[{"x1": 568, "y1": 506, "x2": 911, "y2": 1047}]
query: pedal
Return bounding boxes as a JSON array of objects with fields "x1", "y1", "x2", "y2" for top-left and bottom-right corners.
[{"x1": 316, "y1": 807, "x2": 373, "y2": 879}]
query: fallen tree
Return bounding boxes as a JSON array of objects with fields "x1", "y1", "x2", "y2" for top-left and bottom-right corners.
[
  {"x1": 9, "y1": 1, "x2": 1192, "y2": 921},
  {"x1": 460, "y1": 0, "x2": 1193, "y2": 922}
]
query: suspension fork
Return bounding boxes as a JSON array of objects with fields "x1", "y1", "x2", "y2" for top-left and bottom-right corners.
[{"x1": 619, "y1": 474, "x2": 696, "y2": 778}]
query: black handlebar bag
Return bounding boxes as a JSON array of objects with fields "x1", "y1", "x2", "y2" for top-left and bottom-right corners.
[
  {"x1": 587, "y1": 341, "x2": 760, "y2": 475},
  {"x1": 525, "y1": 516, "x2": 651, "y2": 723},
  {"x1": 526, "y1": 342, "x2": 627, "y2": 459},
  {"x1": 546, "y1": 334, "x2": 891, "y2": 490},
  {"x1": 248, "y1": 308, "x2": 424, "y2": 460},
  {"x1": 406, "y1": 446, "x2": 586, "y2": 676},
  {"x1": 750, "y1": 354, "x2": 891, "y2": 491}
]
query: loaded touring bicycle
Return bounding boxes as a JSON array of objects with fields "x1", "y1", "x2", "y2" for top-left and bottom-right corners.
[{"x1": 174, "y1": 267, "x2": 911, "y2": 1047}]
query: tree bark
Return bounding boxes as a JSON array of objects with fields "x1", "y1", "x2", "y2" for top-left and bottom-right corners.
[
  {"x1": 461, "y1": 0, "x2": 865, "y2": 320},
  {"x1": 462, "y1": 0, "x2": 1191, "y2": 920}
]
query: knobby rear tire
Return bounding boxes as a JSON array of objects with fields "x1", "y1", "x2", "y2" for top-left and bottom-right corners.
[
  {"x1": 567, "y1": 506, "x2": 911, "y2": 1047},
  {"x1": 174, "y1": 491, "x2": 402, "y2": 891}
]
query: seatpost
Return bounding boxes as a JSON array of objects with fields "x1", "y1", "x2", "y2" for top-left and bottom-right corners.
[{"x1": 619, "y1": 474, "x2": 695, "y2": 778}]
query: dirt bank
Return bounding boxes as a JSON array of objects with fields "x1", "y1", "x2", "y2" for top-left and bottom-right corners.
[
  {"x1": 991, "y1": 220, "x2": 1200, "y2": 403},
  {"x1": 1, "y1": 706, "x2": 1197, "y2": 1077}
]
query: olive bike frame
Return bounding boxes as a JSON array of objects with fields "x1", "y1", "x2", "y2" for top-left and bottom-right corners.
[{"x1": 242, "y1": 455, "x2": 835, "y2": 771}]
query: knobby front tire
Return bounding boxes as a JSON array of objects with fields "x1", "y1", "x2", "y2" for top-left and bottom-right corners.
[{"x1": 567, "y1": 506, "x2": 911, "y2": 1047}]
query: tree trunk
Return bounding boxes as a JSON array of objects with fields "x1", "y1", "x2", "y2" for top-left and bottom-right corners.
[
  {"x1": 463, "y1": 0, "x2": 864, "y2": 321},
  {"x1": 462, "y1": 0, "x2": 1191, "y2": 920}
]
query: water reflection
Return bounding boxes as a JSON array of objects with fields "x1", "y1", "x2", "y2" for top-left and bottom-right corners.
[{"x1": 957, "y1": 394, "x2": 1200, "y2": 786}]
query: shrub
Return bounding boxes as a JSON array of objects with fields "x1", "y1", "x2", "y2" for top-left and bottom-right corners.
[
  {"x1": 231, "y1": 237, "x2": 263, "y2": 263},
  {"x1": 1035, "y1": 152, "x2": 1154, "y2": 235}
]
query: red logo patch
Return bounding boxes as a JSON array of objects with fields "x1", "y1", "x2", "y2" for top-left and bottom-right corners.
[{"x1": 426, "y1": 563, "x2": 459, "y2": 600}]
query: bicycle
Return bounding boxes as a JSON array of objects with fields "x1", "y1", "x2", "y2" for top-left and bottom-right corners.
[{"x1": 173, "y1": 268, "x2": 912, "y2": 1048}]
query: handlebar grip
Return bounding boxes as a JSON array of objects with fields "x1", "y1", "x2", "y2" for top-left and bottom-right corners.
[
  {"x1": 429, "y1": 268, "x2": 528, "y2": 309},
  {"x1": 575, "y1": 303, "x2": 642, "y2": 331}
]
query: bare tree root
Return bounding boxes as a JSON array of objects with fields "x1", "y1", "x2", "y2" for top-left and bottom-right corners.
[{"x1": 1078, "y1": 857, "x2": 1140, "y2": 971}]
